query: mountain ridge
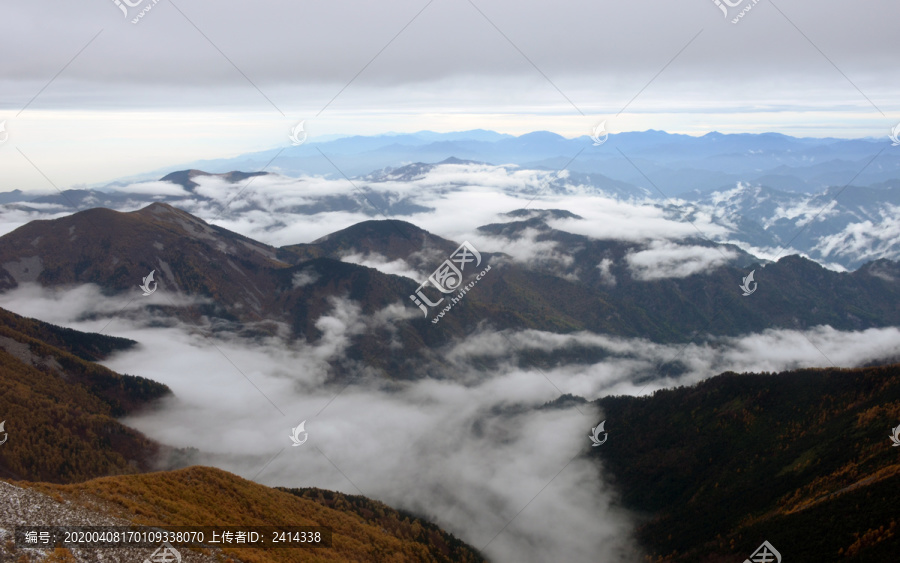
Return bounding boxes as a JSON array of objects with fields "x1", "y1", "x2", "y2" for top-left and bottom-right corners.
[
  {"x1": 5, "y1": 149, "x2": 900, "y2": 269},
  {"x1": 2, "y1": 203, "x2": 900, "y2": 381}
]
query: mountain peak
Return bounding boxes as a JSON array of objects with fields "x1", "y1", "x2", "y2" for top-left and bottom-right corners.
[
  {"x1": 309, "y1": 218, "x2": 445, "y2": 249},
  {"x1": 516, "y1": 130, "x2": 566, "y2": 142},
  {"x1": 132, "y1": 202, "x2": 221, "y2": 234},
  {"x1": 0, "y1": 202, "x2": 285, "y2": 298},
  {"x1": 438, "y1": 156, "x2": 481, "y2": 165},
  {"x1": 134, "y1": 200, "x2": 201, "y2": 219}
]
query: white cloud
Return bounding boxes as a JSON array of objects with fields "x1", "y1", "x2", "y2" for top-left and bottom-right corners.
[
  {"x1": 0, "y1": 205, "x2": 73, "y2": 237},
  {"x1": 291, "y1": 267, "x2": 319, "y2": 288},
  {"x1": 471, "y1": 227, "x2": 575, "y2": 270},
  {"x1": 625, "y1": 240, "x2": 737, "y2": 280},
  {"x1": 339, "y1": 252, "x2": 422, "y2": 280},
  {"x1": 597, "y1": 258, "x2": 616, "y2": 286},
  {"x1": 11, "y1": 162, "x2": 893, "y2": 279},
  {"x1": 174, "y1": 166, "x2": 733, "y2": 254},
  {"x1": 811, "y1": 206, "x2": 900, "y2": 264},
  {"x1": 116, "y1": 181, "x2": 191, "y2": 197},
  {"x1": 444, "y1": 325, "x2": 900, "y2": 399}
]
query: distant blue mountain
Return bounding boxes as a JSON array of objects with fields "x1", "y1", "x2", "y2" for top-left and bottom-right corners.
[
  {"x1": 155, "y1": 129, "x2": 895, "y2": 195},
  {"x1": 7, "y1": 129, "x2": 898, "y2": 270},
  {"x1": 4, "y1": 147, "x2": 900, "y2": 270}
]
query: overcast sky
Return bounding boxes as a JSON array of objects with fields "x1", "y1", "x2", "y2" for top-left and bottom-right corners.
[{"x1": 1, "y1": 0, "x2": 898, "y2": 189}]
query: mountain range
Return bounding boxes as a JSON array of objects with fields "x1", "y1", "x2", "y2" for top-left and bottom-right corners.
[
  {"x1": 4, "y1": 143, "x2": 900, "y2": 270},
  {"x1": 3, "y1": 132, "x2": 900, "y2": 560},
  {"x1": 4, "y1": 297, "x2": 899, "y2": 560},
  {"x1": 132, "y1": 130, "x2": 900, "y2": 195},
  {"x1": 2, "y1": 202, "x2": 900, "y2": 381}
]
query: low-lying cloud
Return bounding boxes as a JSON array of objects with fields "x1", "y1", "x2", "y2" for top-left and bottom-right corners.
[
  {"x1": 625, "y1": 240, "x2": 738, "y2": 280},
  {"x1": 0, "y1": 284, "x2": 636, "y2": 562},
  {"x1": 339, "y1": 252, "x2": 422, "y2": 281}
]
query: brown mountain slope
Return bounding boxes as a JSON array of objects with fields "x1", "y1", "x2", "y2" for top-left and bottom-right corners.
[
  {"x1": 0, "y1": 306, "x2": 136, "y2": 361},
  {"x1": 17, "y1": 466, "x2": 485, "y2": 563},
  {"x1": 594, "y1": 363, "x2": 900, "y2": 562},
  {"x1": 278, "y1": 219, "x2": 459, "y2": 269},
  {"x1": 0, "y1": 306, "x2": 172, "y2": 483},
  {"x1": 0, "y1": 205, "x2": 469, "y2": 346},
  {"x1": 0, "y1": 205, "x2": 514, "y2": 378},
  {"x1": 0, "y1": 203, "x2": 287, "y2": 322}
]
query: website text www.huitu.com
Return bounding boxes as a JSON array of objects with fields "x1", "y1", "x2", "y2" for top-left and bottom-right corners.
[
  {"x1": 407, "y1": 241, "x2": 492, "y2": 325},
  {"x1": 431, "y1": 265, "x2": 492, "y2": 324}
]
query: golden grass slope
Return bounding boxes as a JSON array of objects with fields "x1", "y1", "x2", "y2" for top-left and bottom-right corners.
[{"x1": 21, "y1": 466, "x2": 485, "y2": 563}]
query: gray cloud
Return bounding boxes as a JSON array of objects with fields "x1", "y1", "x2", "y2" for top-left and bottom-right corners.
[
  {"x1": 339, "y1": 252, "x2": 423, "y2": 280},
  {"x1": 291, "y1": 267, "x2": 320, "y2": 288},
  {"x1": 2, "y1": 0, "x2": 897, "y2": 110},
  {"x1": 625, "y1": 240, "x2": 738, "y2": 280}
]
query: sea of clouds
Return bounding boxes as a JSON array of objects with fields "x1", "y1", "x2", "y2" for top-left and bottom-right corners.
[
  {"x1": 1, "y1": 162, "x2": 789, "y2": 282},
  {"x1": 3, "y1": 281, "x2": 900, "y2": 563}
]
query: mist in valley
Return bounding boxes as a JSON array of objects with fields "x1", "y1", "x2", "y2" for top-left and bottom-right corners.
[{"x1": 2, "y1": 281, "x2": 899, "y2": 562}]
